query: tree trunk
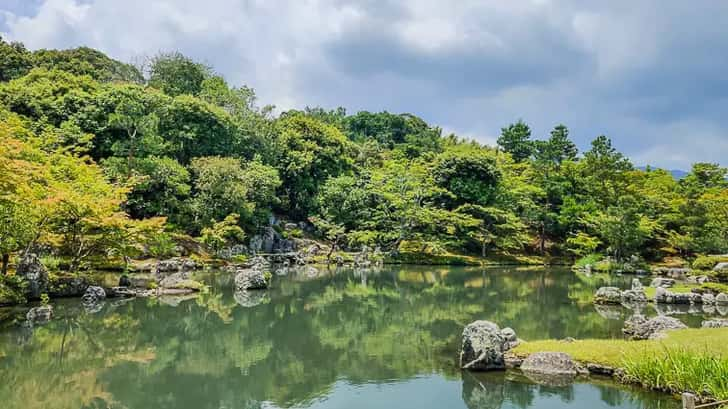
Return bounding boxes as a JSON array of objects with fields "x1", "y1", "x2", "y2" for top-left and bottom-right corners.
[{"x1": 1, "y1": 253, "x2": 9, "y2": 275}]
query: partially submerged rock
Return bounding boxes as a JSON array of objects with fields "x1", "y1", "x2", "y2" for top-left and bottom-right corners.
[
  {"x1": 234, "y1": 257, "x2": 270, "y2": 290},
  {"x1": 26, "y1": 305, "x2": 53, "y2": 324},
  {"x1": 520, "y1": 352, "x2": 578, "y2": 376},
  {"x1": 155, "y1": 258, "x2": 198, "y2": 275},
  {"x1": 623, "y1": 315, "x2": 687, "y2": 340},
  {"x1": 460, "y1": 320, "x2": 516, "y2": 370},
  {"x1": 594, "y1": 287, "x2": 622, "y2": 304},
  {"x1": 716, "y1": 293, "x2": 728, "y2": 305},
  {"x1": 82, "y1": 286, "x2": 106, "y2": 304}
]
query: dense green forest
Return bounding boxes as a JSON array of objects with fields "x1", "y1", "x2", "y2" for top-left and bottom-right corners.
[{"x1": 1, "y1": 37, "x2": 727, "y2": 275}]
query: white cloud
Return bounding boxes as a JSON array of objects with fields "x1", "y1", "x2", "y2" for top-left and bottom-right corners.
[{"x1": 1, "y1": 0, "x2": 727, "y2": 168}]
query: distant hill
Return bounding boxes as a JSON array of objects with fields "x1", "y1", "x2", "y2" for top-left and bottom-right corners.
[{"x1": 638, "y1": 166, "x2": 688, "y2": 180}]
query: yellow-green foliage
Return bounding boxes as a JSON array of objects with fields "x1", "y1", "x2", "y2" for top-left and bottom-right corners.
[
  {"x1": 693, "y1": 255, "x2": 728, "y2": 270},
  {"x1": 512, "y1": 328, "x2": 728, "y2": 400}
]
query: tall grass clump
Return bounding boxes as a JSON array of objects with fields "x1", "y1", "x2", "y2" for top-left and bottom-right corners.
[{"x1": 622, "y1": 347, "x2": 728, "y2": 401}]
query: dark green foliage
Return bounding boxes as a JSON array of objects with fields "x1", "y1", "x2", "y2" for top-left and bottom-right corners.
[
  {"x1": 148, "y1": 52, "x2": 210, "y2": 97},
  {"x1": 498, "y1": 120, "x2": 533, "y2": 162}
]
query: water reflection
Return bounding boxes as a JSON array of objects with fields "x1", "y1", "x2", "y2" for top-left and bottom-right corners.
[{"x1": 0, "y1": 266, "x2": 680, "y2": 409}]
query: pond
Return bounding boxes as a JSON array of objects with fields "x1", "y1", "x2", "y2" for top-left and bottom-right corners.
[{"x1": 0, "y1": 266, "x2": 686, "y2": 408}]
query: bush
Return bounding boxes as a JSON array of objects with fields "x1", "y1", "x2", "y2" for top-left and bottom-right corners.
[
  {"x1": 693, "y1": 255, "x2": 728, "y2": 270},
  {"x1": 573, "y1": 253, "x2": 604, "y2": 269}
]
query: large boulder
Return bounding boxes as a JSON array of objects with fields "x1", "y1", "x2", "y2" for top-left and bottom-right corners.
[
  {"x1": 26, "y1": 305, "x2": 53, "y2": 324},
  {"x1": 702, "y1": 319, "x2": 728, "y2": 328},
  {"x1": 716, "y1": 293, "x2": 728, "y2": 305},
  {"x1": 713, "y1": 262, "x2": 728, "y2": 271},
  {"x1": 234, "y1": 268, "x2": 268, "y2": 290},
  {"x1": 82, "y1": 286, "x2": 106, "y2": 304},
  {"x1": 702, "y1": 293, "x2": 716, "y2": 305},
  {"x1": 623, "y1": 315, "x2": 687, "y2": 340},
  {"x1": 460, "y1": 321, "x2": 515, "y2": 370},
  {"x1": 650, "y1": 277, "x2": 675, "y2": 288},
  {"x1": 594, "y1": 287, "x2": 622, "y2": 304},
  {"x1": 520, "y1": 352, "x2": 578, "y2": 376},
  {"x1": 16, "y1": 253, "x2": 48, "y2": 299}
]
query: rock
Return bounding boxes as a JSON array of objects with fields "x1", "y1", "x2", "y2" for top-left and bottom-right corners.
[
  {"x1": 106, "y1": 286, "x2": 136, "y2": 298},
  {"x1": 234, "y1": 270, "x2": 267, "y2": 290},
  {"x1": 562, "y1": 337, "x2": 576, "y2": 343},
  {"x1": 500, "y1": 327, "x2": 519, "y2": 349},
  {"x1": 118, "y1": 275, "x2": 132, "y2": 287},
  {"x1": 460, "y1": 320, "x2": 513, "y2": 370},
  {"x1": 623, "y1": 315, "x2": 687, "y2": 340},
  {"x1": 650, "y1": 277, "x2": 675, "y2": 288},
  {"x1": 621, "y1": 289, "x2": 647, "y2": 304},
  {"x1": 702, "y1": 319, "x2": 728, "y2": 328},
  {"x1": 26, "y1": 305, "x2": 53, "y2": 324},
  {"x1": 594, "y1": 287, "x2": 622, "y2": 304},
  {"x1": 586, "y1": 363, "x2": 615, "y2": 376},
  {"x1": 249, "y1": 226, "x2": 296, "y2": 254},
  {"x1": 48, "y1": 276, "x2": 89, "y2": 297},
  {"x1": 631, "y1": 278, "x2": 643, "y2": 290},
  {"x1": 653, "y1": 267, "x2": 692, "y2": 278},
  {"x1": 703, "y1": 293, "x2": 716, "y2": 305},
  {"x1": 16, "y1": 253, "x2": 49, "y2": 299},
  {"x1": 155, "y1": 258, "x2": 198, "y2": 275},
  {"x1": 81, "y1": 286, "x2": 106, "y2": 304},
  {"x1": 686, "y1": 275, "x2": 710, "y2": 284},
  {"x1": 713, "y1": 262, "x2": 728, "y2": 271},
  {"x1": 653, "y1": 287, "x2": 701, "y2": 304},
  {"x1": 716, "y1": 293, "x2": 728, "y2": 305},
  {"x1": 521, "y1": 352, "x2": 578, "y2": 376}
]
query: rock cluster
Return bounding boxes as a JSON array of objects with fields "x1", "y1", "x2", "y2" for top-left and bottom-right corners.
[
  {"x1": 460, "y1": 320, "x2": 519, "y2": 371},
  {"x1": 82, "y1": 286, "x2": 106, "y2": 304},
  {"x1": 155, "y1": 258, "x2": 198, "y2": 275},
  {"x1": 623, "y1": 315, "x2": 687, "y2": 340},
  {"x1": 649, "y1": 277, "x2": 675, "y2": 288},
  {"x1": 594, "y1": 285, "x2": 647, "y2": 305}
]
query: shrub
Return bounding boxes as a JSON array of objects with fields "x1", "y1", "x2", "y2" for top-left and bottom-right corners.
[
  {"x1": 692, "y1": 255, "x2": 728, "y2": 271},
  {"x1": 573, "y1": 253, "x2": 604, "y2": 269}
]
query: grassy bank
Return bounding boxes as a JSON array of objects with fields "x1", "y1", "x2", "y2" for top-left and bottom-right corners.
[{"x1": 512, "y1": 328, "x2": 728, "y2": 400}]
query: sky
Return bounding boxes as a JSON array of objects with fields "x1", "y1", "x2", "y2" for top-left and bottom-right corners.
[{"x1": 1, "y1": 0, "x2": 727, "y2": 169}]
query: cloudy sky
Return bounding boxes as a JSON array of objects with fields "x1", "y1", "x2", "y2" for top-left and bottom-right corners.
[{"x1": 2, "y1": 0, "x2": 727, "y2": 169}]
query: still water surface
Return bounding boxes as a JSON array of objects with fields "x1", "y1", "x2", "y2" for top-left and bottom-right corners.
[{"x1": 0, "y1": 266, "x2": 683, "y2": 408}]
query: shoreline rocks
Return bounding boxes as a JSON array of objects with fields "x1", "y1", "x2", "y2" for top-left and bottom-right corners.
[
  {"x1": 623, "y1": 315, "x2": 687, "y2": 340},
  {"x1": 520, "y1": 352, "x2": 578, "y2": 376},
  {"x1": 234, "y1": 257, "x2": 270, "y2": 291}
]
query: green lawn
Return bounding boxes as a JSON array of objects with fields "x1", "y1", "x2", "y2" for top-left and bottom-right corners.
[{"x1": 512, "y1": 328, "x2": 728, "y2": 400}]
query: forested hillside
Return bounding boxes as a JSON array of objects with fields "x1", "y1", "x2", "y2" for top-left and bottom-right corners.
[{"x1": 1, "y1": 37, "x2": 727, "y2": 275}]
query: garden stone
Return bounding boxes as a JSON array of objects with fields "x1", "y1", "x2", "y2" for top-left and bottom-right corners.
[
  {"x1": 521, "y1": 352, "x2": 578, "y2": 376},
  {"x1": 702, "y1": 319, "x2": 728, "y2": 328},
  {"x1": 650, "y1": 278, "x2": 675, "y2": 288},
  {"x1": 460, "y1": 320, "x2": 513, "y2": 370},
  {"x1": 81, "y1": 286, "x2": 106, "y2": 304},
  {"x1": 26, "y1": 305, "x2": 53, "y2": 324},
  {"x1": 623, "y1": 315, "x2": 687, "y2": 340},
  {"x1": 594, "y1": 287, "x2": 622, "y2": 304},
  {"x1": 716, "y1": 293, "x2": 728, "y2": 305},
  {"x1": 16, "y1": 253, "x2": 49, "y2": 299}
]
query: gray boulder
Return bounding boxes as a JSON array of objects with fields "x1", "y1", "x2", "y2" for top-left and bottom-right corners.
[
  {"x1": 713, "y1": 262, "x2": 728, "y2": 271},
  {"x1": 621, "y1": 289, "x2": 648, "y2": 304},
  {"x1": 26, "y1": 305, "x2": 53, "y2": 324},
  {"x1": 234, "y1": 268, "x2": 268, "y2": 290},
  {"x1": 702, "y1": 319, "x2": 728, "y2": 328},
  {"x1": 594, "y1": 287, "x2": 622, "y2": 304},
  {"x1": 631, "y1": 279, "x2": 643, "y2": 290},
  {"x1": 16, "y1": 253, "x2": 49, "y2": 299},
  {"x1": 82, "y1": 286, "x2": 106, "y2": 304},
  {"x1": 716, "y1": 293, "x2": 728, "y2": 305},
  {"x1": 702, "y1": 293, "x2": 716, "y2": 305},
  {"x1": 460, "y1": 320, "x2": 513, "y2": 370},
  {"x1": 521, "y1": 352, "x2": 578, "y2": 376},
  {"x1": 650, "y1": 277, "x2": 675, "y2": 288},
  {"x1": 623, "y1": 315, "x2": 687, "y2": 340},
  {"x1": 653, "y1": 287, "x2": 701, "y2": 304}
]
